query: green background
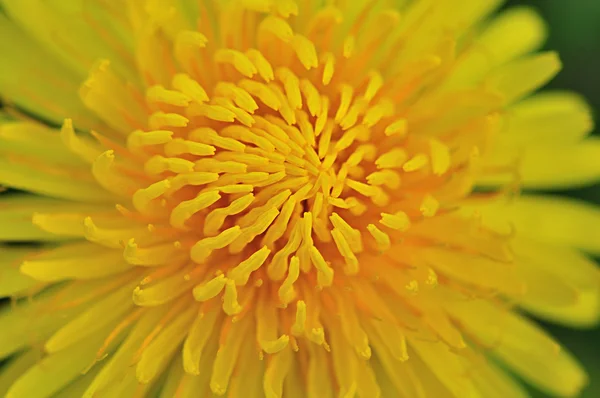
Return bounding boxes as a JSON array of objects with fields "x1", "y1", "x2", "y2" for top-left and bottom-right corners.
[{"x1": 504, "y1": 1, "x2": 600, "y2": 397}]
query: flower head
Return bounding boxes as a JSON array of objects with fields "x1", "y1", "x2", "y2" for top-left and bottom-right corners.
[{"x1": 0, "y1": 0, "x2": 599, "y2": 397}]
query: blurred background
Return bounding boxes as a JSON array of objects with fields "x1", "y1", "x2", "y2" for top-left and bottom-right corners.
[{"x1": 503, "y1": 0, "x2": 600, "y2": 396}]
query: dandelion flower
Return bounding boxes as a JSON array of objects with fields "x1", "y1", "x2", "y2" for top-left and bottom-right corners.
[{"x1": 1, "y1": 0, "x2": 600, "y2": 397}]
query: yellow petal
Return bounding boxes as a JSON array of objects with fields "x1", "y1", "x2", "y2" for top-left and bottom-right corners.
[
  {"x1": 409, "y1": 338, "x2": 480, "y2": 398},
  {"x1": 437, "y1": 0, "x2": 504, "y2": 30},
  {"x1": 136, "y1": 306, "x2": 196, "y2": 384},
  {"x1": 445, "y1": 7, "x2": 547, "y2": 88},
  {"x1": 228, "y1": 334, "x2": 265, "y2": 398},
  {"x1": 133, "y1": 264, "x2": 198, "y2": 307},
  {"x1": 6, "y1": 323, "x2": 118, "y2": 398},
  {"x1": 0, "y1": 122, "x2": 85, "y2": 167},
  {"x1": 497, "y1": 92, "x2": 593, "y2": 146},
  {"x1": 512, "y1": 239, "x2": 600, "y2": 327},
  {"x1": 83, "y1": 308, "x2": 168, "y2": 398},
  {"x1": 447, "y1": 298, "x2": 587, "y2": 397},
  {"x1": 514, "y1": 239, "x2": 600, "y2": 292},
  {"x1": 0, "y1": 246, "x2": 41, "y2": 297},
  {"x1": 51, "y1": 366, "x2": 101, "y2": 398},
  {"x1": 21, "y1": 243, "x2": 130, "y2": 282},
  {"x1": 478, "y1": 6, "x2": 547, "y2": 64},
  {"x1": 325, "y1": 319, "x2": 358, "y2": 398},
  {"x1": 370, "y1": 351, "x2": 420, "y2": 398},
  {"x1": 44, "y1": 281, "x2": 137, "y2": 353},
  {"x1": 0, "y1": 350, "x2": 41, "y2": 397},
  {"x1": 419, "y1": 247, "x2": 524, "y2": 296},
  {"x1": 471, "y1": 361, "x2": 528, "y2": 398},
  {"x1": 525, "y1": 287, "x2": 600, "y2": 330},
  {"x1": 1, "y1": 0, "x2": 137, "y2": 82},
  {"x1": 0, "y1": 157, "x2": 115, "y2": 203},
  {"x1": 0, "y1": 194, "x2": 111, "y2": 242},
  {"x1": 0, "y1": 14, "x2": 101, "y2": 128},
  {"x1": 487, "y1": 52, "x2": 561, "y2": 104},
  {"x1": 517, "y1": 260, "x2": 580, "y2": 308},
  {"x1": 182, "y1": 308, "x2": 221, "y2": 375},
  {"x1": 174, "y1": 325, "x2": 220, "y2": 398},
  {"x1": 155, "y1": 357, "x2": 185, "y2": 398},
  {"x1": 211, "y1": 316, "x2": 253, "y2": 395},
  {"x1": 0, "y1": 276, "x2": 125, "y2": 359},
  {"x1": 468, "y1": 195, "x2": 600, "y2": 254},
  {"x1": 479, "y1": 138, "x2": 600, "y2": 189}
]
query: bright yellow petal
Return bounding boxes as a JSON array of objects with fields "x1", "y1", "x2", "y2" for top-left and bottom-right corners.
[
  {"x1": 445, "y1": 6, "x2": 547, "y2": 88},
  {"x1": 477, "y1": 6, "x2": 547, "y2": 66},
  {"x1": 0, "y1": 286, "x2": 81, "y2": 359},
  {"x1": 0, "y1": 246, "x2": 41, "y2": 297},
  {"x1": 0, "y1": 15, "x2": 101, "y2": 128},
  {"x1": 52, "y1": 366, "x2": 102, "y2": 398},
  {"x1": 0, "y1": 194, "x2": 113, "y2": 242},
  {"x1": 44, "y1": 280, "x2": 137, "y2": 353},
  {"x1": 21, "y1": 242, "x2": 130, "y2": 282},
  {"x1": 409, "y1": 339, "x2": 480, "y2": 398},
  {"x1": 0, "y1": 201, "x2": 62, "y2": 242},
  {"x1": 487, "y1": 51, "x2": 561, "y2": 105},
  {"x1": 437, "y1": 0, "x2": 504, "y2": 29},
  {"x1": 479, "y1": 138, "x2": 600, "y2": 189},
  {"x1": 419, "y1": 247, "x2": 524, "y2": 296},
  {"x1": 447, "y1": 298, "x2": 588, "y2": 397},
  {"x1": 232, "y1": 336, "x2": 266, "y2": 398},
  {"x1": 513, "y1": 239, "x2": 600, "y2": 328},
  {"x1": 497, "y1": 91, "x2": 593, "y2": 146},
  {"x1": 156, "y1": 357, "x2": 185, "y2": 398},
  {"x1": 5, "y1": 323, "x2": 118, "y2": 398},
  {"x1": 466, "y1": 194, "x2": 600, "y2": 254},
  {"x1": 0, "y1": 350, "x2": 41, "y2": 397},
  {"x1": 471, "y1": 361, "x2": 528, "y2": 398},
  {"x1": 526, "y1": 287, "x2": 600, "y2": 330},
  {"x1": 0, "y1": 277, "x2": 129, "y2": 360},
  {"x1": 135, "y1": 306, "x2": 196, "y2": 384},
  {"x1": 0, "y1": 0, "x2": 138, "y2": 83},
  {"x1": 0, "y1": 156, "x2": 115, "y2": 202},
  {"x1": 82, "y1": 308, "x2": 169, "y2": 398},
  {"x1": 0, "y1": 122, "x2": 86, "y2": 167}
]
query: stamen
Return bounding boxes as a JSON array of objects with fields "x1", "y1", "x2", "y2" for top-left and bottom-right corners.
[
  {"x1": 146, "y1": 85, "x2": 191, "y2": 107},
  {"x1": 376, "y1": 148, "x2": 408, "y2": 169},
  {"x1": 164, "y1": 138, "x2": 215, "y2": 157},
  {"x1": 309, "y1": 247, "x2": 334, "y2": 288},
  {"x1": 227, "y1": 246, "x2": 271, "y2": 285},
  {"x1": 246, "y1": 49, "x2": 275, "y2": 82},
  {"x1": 278, "y1": 256, "x2": 300, "y2": 306},
  {"x1": 144, "y1": 155, "x2": 195, "y2": 175},
  {"x1": 380, "y1": 212, "x2": 411, "y2": 231},
  {"x1": 193, "y1": 274, "x2": 227, "y2": 302},
  {"x1": 189, "y1": 127, "x2": 246, "y2": 152},
  {"x1": 127, "y1": 130, "x2": 173, "y2": 152},
  {"x1": 403, "y1": 153, "x2": 429, "y2": 172},
  {"x1": 276, "y1": 67, "x2": 303, "y2": 110},
  {"x1": 367, "y1": 224, "x2": 391, "y2": 251},
  {"x1": 172, "y1": 73, "x2": 209, "y2": 103},
  {"x1": 132, "y1": 179, "x2": 171, "y2": 213},
  {"x1": 148, "y1": 112, "x2": 189, "y2": 130},
  {"x1": 170, "y1": 191, "x2": 221, "y2": 229},
  {"x1": 214, "y1": 49, "x2": 257, "y2": 78},
  {"x1": 420, "y1": 194, "x2": 440, "y2": 217},
  {"x1": 190, "y1": 226, "x2": 242, "y2": 263}
]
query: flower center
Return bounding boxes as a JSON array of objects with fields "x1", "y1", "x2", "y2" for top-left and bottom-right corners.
[{"x1": 68, "y1": 2, "x2": 490, "y2": 383}]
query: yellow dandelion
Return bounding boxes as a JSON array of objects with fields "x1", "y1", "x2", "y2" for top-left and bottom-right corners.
[{"x1": 0, "y1": 0, "x2": 599, "y2": 397}]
